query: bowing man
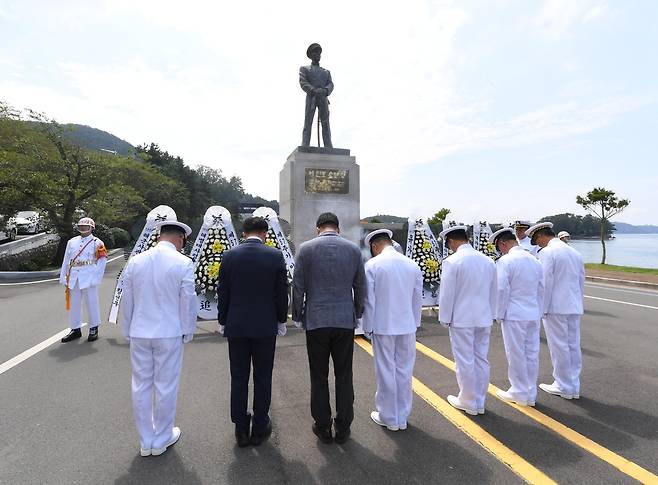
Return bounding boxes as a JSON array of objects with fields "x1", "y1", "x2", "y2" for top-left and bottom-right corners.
[
  {"x1": 526, "y1": 222, "x2": 585, "y2": 400},
  {"x1": 217, "y1": 216, "x2": 289, "y2": 448},
  {"x1": 121, "y1": 220, "x2": 197, "y2": 457},
  {"x1": 362, "y1": 229, "x2": 423, "y2": 431},
  {"x1": 438, "y1": 226, "x2": 496, "y2": 415},
  {"x1": 490, "y1": 227, "x2": 544, "y2": 406}
]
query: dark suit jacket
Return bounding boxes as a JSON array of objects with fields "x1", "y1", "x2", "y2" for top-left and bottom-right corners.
[
  {"x1": 217, "y1": 238, "x2": 289, "y2": 338},
  {"x1": 292, "y1": 232, "x2": 366, "y2": 331}
]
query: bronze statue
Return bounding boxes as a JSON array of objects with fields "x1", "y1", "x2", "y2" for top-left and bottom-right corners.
[{"x1": 300, "y1": 43, "x2": 333, "y2": 148}]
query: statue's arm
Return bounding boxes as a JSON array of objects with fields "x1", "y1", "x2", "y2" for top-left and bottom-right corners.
[
  {"x1": 324, "y1": 70, "x2": 334, "y2": 96},
  {"x1": 299, "y1": 67, "x2": 314, "y2": 94}
]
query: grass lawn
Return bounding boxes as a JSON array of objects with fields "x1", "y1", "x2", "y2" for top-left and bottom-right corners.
[{"x1": 585, "y1": 263, "x2": 658, "y2": 275}]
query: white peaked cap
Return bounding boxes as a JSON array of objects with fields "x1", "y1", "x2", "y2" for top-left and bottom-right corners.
[
  {"x1": 364, "y1": 228, "x2": 393, "y2": 247},
  {"x1": 525, "y1": 222, "x2": 553, "y2": 238},
  {"x1": 439, "y1": 225, "x2": 468, "y2": 240},
  {"x1": 488, "y1": 227, "x2": 514, "y2": 245},
  {"x1": 154, "y1": 220, "x2": 192, "y2": 237}
]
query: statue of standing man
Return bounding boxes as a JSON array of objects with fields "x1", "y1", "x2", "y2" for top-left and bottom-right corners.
[{"x1": 300, "y1": 43, "x2": 333, "y2": 148}]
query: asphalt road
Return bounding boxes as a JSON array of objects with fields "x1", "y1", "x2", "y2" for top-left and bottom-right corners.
[{"x1": 0, "y1": 258, "x2": 657, "y2": 484}]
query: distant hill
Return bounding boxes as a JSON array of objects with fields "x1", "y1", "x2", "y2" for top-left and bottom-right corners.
[
  {"x1": 62, "y1": 124, "x2": 135, "y2": 156},
  {"x1": 362, "y1": 214, "x2": 407, "y2": 223},
  {"x1": 614, "y1": 222, "x2": 658, "y2": 234}
]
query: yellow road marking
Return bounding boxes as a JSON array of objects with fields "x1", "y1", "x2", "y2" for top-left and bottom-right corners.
[
  {"x1": 355, "y1": 337, "x2": 556, "y2": 485},
  {"x1": 415, "y1": 341, "x2": 658, "y2": 484}
]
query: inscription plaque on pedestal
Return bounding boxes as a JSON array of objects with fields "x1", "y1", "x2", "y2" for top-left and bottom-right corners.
[{"x1": 280, "y1": 147, "x2": 360, "y2": 250}]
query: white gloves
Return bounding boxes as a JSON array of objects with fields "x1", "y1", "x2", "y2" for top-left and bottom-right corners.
[
  {"x1": 292, "y1": 320, "x2": 302, "y2": 328},
  {"x1": 277, "y1": 323, "x2": 287, "y2": 337},
  {"x1": 183, "y1": 334, "x2": 193, "y2": 343},
  {"x1": 219, "y1": 324, "x2": 225, "y2": 335}
]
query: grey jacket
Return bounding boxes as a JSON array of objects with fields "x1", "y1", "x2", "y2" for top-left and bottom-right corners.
[{"x1": 292, "y1": 232, "x2": 366, "y2": 331}]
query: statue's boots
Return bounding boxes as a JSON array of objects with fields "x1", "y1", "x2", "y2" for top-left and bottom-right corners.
[{"x1": 61, "y1": 328, "x2": 82, "y2": 343}]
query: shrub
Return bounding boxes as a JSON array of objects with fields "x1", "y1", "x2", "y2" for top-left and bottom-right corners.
[
  {"x1": 93, "y1": 223, "x2": 115, "y2": 249},
  {"x1": 109, "y1": 227, "x2": 131, "y2": 248}
]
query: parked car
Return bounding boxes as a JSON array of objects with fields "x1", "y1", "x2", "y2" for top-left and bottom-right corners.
[
  {"x1": 0, "y1": 215, "x2": 18, "y2": 242},
  {"x1": 11, "y1": 210, "x2": 44, "y2": 234}
]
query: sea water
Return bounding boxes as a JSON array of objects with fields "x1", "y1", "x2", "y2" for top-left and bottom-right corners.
[{"x1": 569, "y1": 234, "x2": 658, "y2": 269}]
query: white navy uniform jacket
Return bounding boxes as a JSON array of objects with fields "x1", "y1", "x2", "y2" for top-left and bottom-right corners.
[
  {"x1": 59, "y1": 235, "x2": 107, "y2": 289},
  {"x1": 121, "y1": 241, "x2": 197, "y2": 339},
  {"x1": 439, "y1": 243, "x2": 497, "y2": 328},
  {"x1": 362, "y1": 246, "x2": 423, "y2": 335},
  {"x1": 518, "y1": 236, "x2": 539, "y2": 256},
  {"x1": 495, "y1": 246, "x2": 544, "y2": 321},
  {"x1": 538, "y1": 238, "x2": 585, "y2": 315}
]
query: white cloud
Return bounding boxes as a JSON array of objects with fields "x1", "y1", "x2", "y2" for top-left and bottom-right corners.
[{"x1": 534, "y1": 0, "x2": 612, "y2": 37}]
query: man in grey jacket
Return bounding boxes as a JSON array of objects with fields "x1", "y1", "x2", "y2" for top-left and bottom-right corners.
[{"x1": 292, "y1": 212, "x2": 366, "y2": 444}]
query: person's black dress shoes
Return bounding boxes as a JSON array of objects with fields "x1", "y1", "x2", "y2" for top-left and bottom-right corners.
[
  {"x1": 334, "y1": 427, "x2": 350, "y2": 444},
  {"x1": 235, "y1": 430, "x2": 250, "y2": 448},
  {"x1": 87, "y1": 326, "x2": 99, "y2": 342},
  {"x1": 61, "y1": 329, "x2": 82, "y2": 343},
  {"x1": 250, "y1": 421, "x2": 272, "y2": 446},
  {"x1": 312, "y1": 423, "x2": 333, "y2": 444}
]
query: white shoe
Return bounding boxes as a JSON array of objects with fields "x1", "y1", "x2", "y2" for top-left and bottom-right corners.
[
  {"x1": 496, "y1": 390, "x2": 528, "y2": 406},
  {"x1": 539, "y1": 383, "x2": 573, "y2": 399},
  {"x1": 573, "y1": 394, "x2": 580, "y2": 399},
  {"x1": 398, "y1": 422, "x2": 407, "y2": 430},
  {"x1": 447, "y1": 395, "x2": 478, "y2": 416},
  {"x1": 477, "y1": 408, "x2": 485, "y2": 415},
  {"x1": 151, "y1": 427, "x2": 181, "y2": 456},
  {"x1": 528, "y1": 401, "x2": 536, "y2": 407},
  {"x1": 140, "y1": 447, "x2": 151, "y2": 457},
  {"x1": 370, "y1": 411, "x2": 399, "y2": 431}
]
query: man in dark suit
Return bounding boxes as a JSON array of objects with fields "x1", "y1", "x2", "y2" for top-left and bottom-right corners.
[
  {"x1": 292, "y1": 212, "x2": 366, "y2": 444},
  {"x1": 217, "y1": 216, "x2": 289, "y2": 447}
]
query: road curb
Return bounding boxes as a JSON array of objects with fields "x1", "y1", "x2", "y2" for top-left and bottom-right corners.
[
  {"x1": 0, "y1": 249, "x2": 124, "y2": 283},
  {"x1": 586, "y1": 275, "x2": 658, "y2": 290}
]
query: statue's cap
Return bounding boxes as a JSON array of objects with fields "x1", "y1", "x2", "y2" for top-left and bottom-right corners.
[{"x1": 306, "y1": 43, "x2": 322, "y2": 58}]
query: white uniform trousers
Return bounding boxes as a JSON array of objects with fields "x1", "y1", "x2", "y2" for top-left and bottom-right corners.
[
  {"x1": 372, "y1": 333, "x2": 416, "y2": 428},
  {"x1": 449, "y1": 326, "x2": 491, "y2": 411},
  {"x1": 501, "y1": 320, "x2": 540, "y2": 404},
  {"x1": 542, "y1": 314, "x2": 582, "y2": 395},
  {"x1": 130, "y1": 337, "x2": 183, "y2": 450},
  {"x1": 68, "y1": 282, "x2": 101, "y2": 329}
]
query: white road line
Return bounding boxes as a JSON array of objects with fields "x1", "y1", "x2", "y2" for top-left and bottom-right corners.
[
  {"x1": 0, "y1": 254, "x2": 124, "y2": 286},
  {"x1": 0, "y1": 323, "x2": 88, "y2": 376},
  {"x1": 585, "y1": 295, "x2": 658, "y2": 310},
  {"x1": 585, "y1": 283, "x2": 658, "y2": 298}
]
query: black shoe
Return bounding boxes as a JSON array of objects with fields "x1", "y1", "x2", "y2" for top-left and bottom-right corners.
[
  {"x1": 87, "y1": 327, "x2": 99, "y2": 342},
  {"x1": 312, "y1": 423, "x2": 333, "y2": 444},
  {"x1": 61, "y1": 329, "x2": 82, "y2": 343},
  {"x1": 235, "y1": 430, "x2": 251, "y2": 448},
  {"x1": 334, "y1": 428, "x2": 351, "y2": 445},
  {"x1": 250, "y1": 421, "x2": 272, "y2": 446}
]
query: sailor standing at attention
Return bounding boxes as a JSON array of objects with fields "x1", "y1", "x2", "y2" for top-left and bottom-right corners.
[
  {"x1": 59, "y1": 217, "x2": 107, "y2": 343},
  {"x1": 121, "y1": 220, "x2": 197, "y2": 457},
  {"x1": 490, "y1": 227, "x2": 544, "y2": 406},
  {"x1": 526, "y1": 222, "x2": 585, "y2": 400},
  {"x1": 362, "y1": 229, "x2": 423, "y2": 432},
  {"x1": 438, "y1": 226, "x2": 497, "y2": 415},
  {"x1": 514, "y1": 221, "x2": 539, "y2": 256}
]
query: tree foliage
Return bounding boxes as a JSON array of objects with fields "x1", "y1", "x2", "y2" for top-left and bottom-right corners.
[
  {"x1": 538, "y1": 213, "x2": 614, "y2": 238},
  {"x1": 427, "y1": 208, "x2": 451, "y2": 226},
  {"x1": 576, "y1": 187, "x2": 630, "y2": 264}
]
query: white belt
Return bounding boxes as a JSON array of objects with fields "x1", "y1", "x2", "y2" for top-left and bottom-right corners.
[{"x1": 71, "y1": 260, "x2": 96, "y2": 267}]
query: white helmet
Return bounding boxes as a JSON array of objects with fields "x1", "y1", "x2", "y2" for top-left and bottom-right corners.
[{"x1": 77, "y1": 217, "x2": 96, "y2": 228}]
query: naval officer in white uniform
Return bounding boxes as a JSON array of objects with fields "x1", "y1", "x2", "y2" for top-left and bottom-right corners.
[
  {"x1": 362, "y1": 229, "x2": 423, "y2": 431},
  {"x1": 526, "y1": 222, "x2": 585, "y2": 400},
  {"x1": 490, "y1": 227, "x2": 544, "y2": 406},
  {"x1": 438, "y1": 226, "x2": 497, "y2": 415},
  {"x1": 121, "y1": 220, "x2": 197, "y2": 457},
  {"x1": 514, "y1": 221, "x2": 539, "y2": 256},
  {"x1": 59, "y1": 217, "x2": 107, "y2": 343}
]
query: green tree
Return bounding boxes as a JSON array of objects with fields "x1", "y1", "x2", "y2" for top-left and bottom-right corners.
[
  {"x1": 427, "y1": 208, "x2": 450, "y2": 235},
  {"x1": 576, "y1": 187, "x2": 630, "y2": 264}
]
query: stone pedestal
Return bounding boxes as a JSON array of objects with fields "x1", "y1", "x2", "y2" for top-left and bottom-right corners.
[{"x1": 280, "y1": 146, "x2": 360, "y2": 251}]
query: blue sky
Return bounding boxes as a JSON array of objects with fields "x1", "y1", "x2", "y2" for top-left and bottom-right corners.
[{"x1": 1, "y1": 0, "x2": 656, "y2": 224}]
